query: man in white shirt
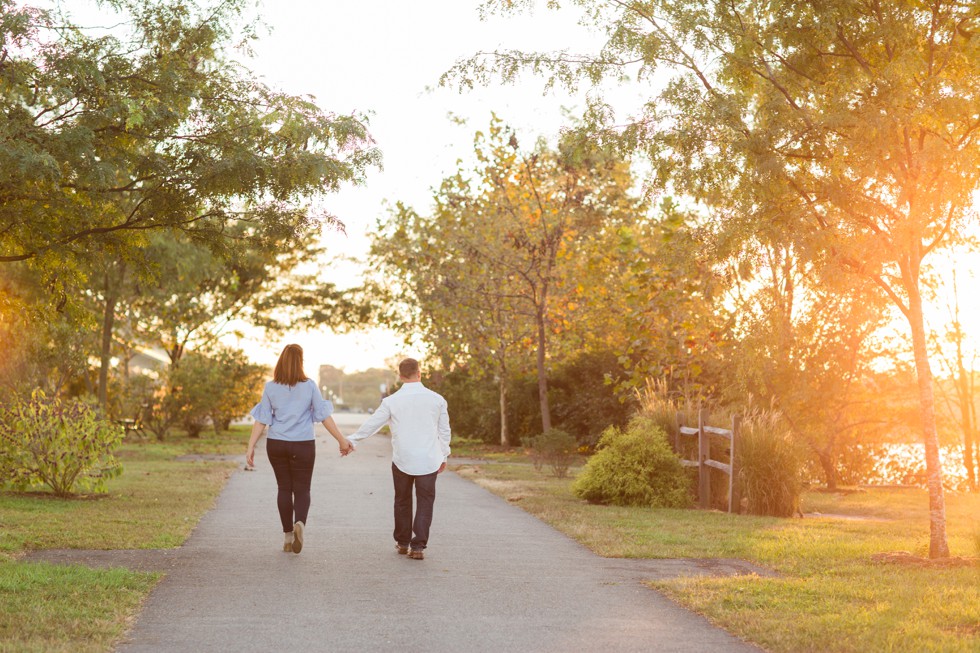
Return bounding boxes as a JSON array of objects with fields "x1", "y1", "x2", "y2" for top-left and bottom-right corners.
[{"x1": 348, "y1": 358, "x2": 451, "y2": 560}]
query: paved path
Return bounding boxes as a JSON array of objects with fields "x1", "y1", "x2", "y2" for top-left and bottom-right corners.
[{"x1": 117, "y1": 415, "x2": 758, "y2": 652}]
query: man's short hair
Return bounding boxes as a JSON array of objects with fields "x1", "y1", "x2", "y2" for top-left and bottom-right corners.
[{"x1": 398, "y1": 358, "x2": 420, "y2": 379}]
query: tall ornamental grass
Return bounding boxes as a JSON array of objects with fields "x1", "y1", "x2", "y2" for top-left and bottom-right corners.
[{"x1": 738, "y1": 409, "x2": 803, "y2": 517}]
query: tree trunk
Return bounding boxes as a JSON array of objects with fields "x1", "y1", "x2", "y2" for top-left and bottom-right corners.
[
  {"x1": 907, "y1": 282, "x2": 950, "y2": 558},
  {"x1": 956, "y1": 372, "x2": 978, "y2": 491},
  {"x1": 498, "y1": 377, "x2": 510, "y2": 446},
  {"x1": 817, "y1": 448, "x2": 839, "y2": 492},
  {"x1": 167, "y1": 341, "x2": 184, "y2": 365},
  {"x1": 97, "y1": 271, "x2": 118, "y2": 410},
  {"x1": 535, "y1": 311, "x2": 552, "y2": 433},
  {"x1": 953, "y1": 356, "x2": 978, "y2": 491}
]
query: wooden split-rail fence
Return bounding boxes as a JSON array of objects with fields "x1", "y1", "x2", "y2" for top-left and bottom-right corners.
[{"x1": 675, "y1": 410, "x2": 742, "y2": 513}]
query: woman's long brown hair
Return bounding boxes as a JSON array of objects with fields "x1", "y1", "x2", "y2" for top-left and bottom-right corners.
[{"x1": 273, "y1": 344, "x2": 308, "y2": 386}]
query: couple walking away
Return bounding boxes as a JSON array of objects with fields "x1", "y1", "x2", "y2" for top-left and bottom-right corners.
[{"x1": 245, "y1": 345, "x2": 452, "y2": 560}]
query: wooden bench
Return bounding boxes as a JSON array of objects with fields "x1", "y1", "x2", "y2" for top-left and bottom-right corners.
[{"x1": 116, "y1": 403, "x2": 149, "y2": 439}]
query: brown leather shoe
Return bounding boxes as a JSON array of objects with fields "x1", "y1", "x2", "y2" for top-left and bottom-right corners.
[
  {"x1": 408, "y1": 549, "x2": 424, "y2": 560},
  {"x1": 395, "y1": 543, "x2": 409, "y2": 555}
]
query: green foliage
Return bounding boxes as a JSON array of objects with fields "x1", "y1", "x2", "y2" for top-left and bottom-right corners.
[
  {"x1": 0, "y1": 0, "x2": 378, "y2": 270},
  {"x1": 1, "y1": 0, "x2": 379, "y2": 413},
  {"x1": 573, "y1": 417, "x2": 690, "y2": 508},
  {"x1": 163, "y1": 347, "x2": 263, "y2": 438},
  {"x1": 0, "y1": 270, "x2": 94, "y2": 398},
  {"x1": 206, "y1": 347, "x2": 266, "y2": 432},
  {"x1": 548, "y1": 351, "x2": 635, "y2": 448},
  {"x1": 525, "y1": 429, "x2": 577, "y2": 478},
  {"x1": 456, "y1": 0, "x2": 980, "y2": 556},
  {"x1": 0, "y1": 391, "x2": 123, "y2": 497},
  {"x1": 368, "y1": 116, "x2": 647, "y2": 440},
  {"x1": 725, "y1": 248, "x2": 889, "y2": 490},
  {"x1": 109, "y1": 373, "x2": 158, "y2": 426},
  {"x1": 165, "y1": 354, "x2": 218, "y2": 438},
  {"x1": 737, "y1": 412, "x2": 803, "y2": 518},
  {"x1": 428, "y1": 368, "x2": 501, "y2": 443},
  {"x1": 614, "y1": 201, "x2": 733, "y2": 397},
  {"x1": 428, "y1": 351, "x2": 632, "y2": 446}
]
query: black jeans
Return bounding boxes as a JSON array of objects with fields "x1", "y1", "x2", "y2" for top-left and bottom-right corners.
[
  {"x1": 266, "y1": 438, "x2": 316, "y2": 533},
  {"x1": 392, "y1": 463, "x2": 438, "y2": 550}
]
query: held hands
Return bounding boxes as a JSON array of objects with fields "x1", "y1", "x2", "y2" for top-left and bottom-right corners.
[{"x1": 339, "y1": 439, "x2": 355, "y2": 457}]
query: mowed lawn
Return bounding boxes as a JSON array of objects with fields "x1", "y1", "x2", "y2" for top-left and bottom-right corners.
[
  {"x1": 0, "y1": 428, "x2": 244, "y2": 653},
  {"x1": 452, "y1": 459, "x2": 980, "y2": 653}
]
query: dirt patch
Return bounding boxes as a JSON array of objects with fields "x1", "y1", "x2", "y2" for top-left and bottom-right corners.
[
  {"x1": 870, "y1": 551, "x2": 980, "y2": 568},
  {"x1": 448, "y1": 458, "x2": 491, "y2": 466},
  {"x1": 174, "y1": 454, "x2": 244, "y2": 462},
  {"x1": 606, "y1": 557, "x2": 779, "y2": 581},
  {"x1": 804, "y1": 512, "x2": 893, "y2": 522},
  {"x1": 20, "y1": 548, "x2": 184, "y2": 572}
]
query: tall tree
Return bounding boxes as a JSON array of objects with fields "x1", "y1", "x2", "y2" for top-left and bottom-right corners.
[
  {"x1": 0, "y1": 0, "x2": 378, "y2": 269},
  {"x1": 451, "y1": 0, "x2": 980, "y2": 558},
  {"x1": 932, "y1": 269, "x2": 979, "y2": 491},
  {"x1": 474, "y1": 122, "x2": 642, "y2": 432},
  {"x1": 371, "y1": 196, "x2": 532, "y2": 445},
  {"x1": 2, "y1": 0, "x2": 379, "y2": 406},
  {"x1": 370, "y1": 118, "x2": 644, "y2": 436},
  {"x1": 728, "y1": 240, "x2": 889, "y2": 490}
]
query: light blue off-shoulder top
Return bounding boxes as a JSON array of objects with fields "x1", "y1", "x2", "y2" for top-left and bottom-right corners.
[{"x1": 250, "y1": 379, "x2": 333, "y2": 441}]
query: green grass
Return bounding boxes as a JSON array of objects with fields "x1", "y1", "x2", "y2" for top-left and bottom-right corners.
[
  {"x1": 450, "y1": 437, "x2": 533, "y2": 463},
  {"x1": 0, "y1": 428, "x2": 243, "y2": 653},
  {"x1": 451, "y1": 436, "x2": 589, "y2": 465},
  {"x1": 0, "y1": 561, "x2": 158, "y2": 653},
  {"x1": 453, "y1": 461, "x2": 980, "y2": 653},
  {"x1": 1, "y1": 429, "x2": 243, "y2": 552}
]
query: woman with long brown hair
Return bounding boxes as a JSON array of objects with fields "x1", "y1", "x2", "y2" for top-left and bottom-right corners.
[{"x1": 246, "y1": 344, "x2": 353, "y2": 553}]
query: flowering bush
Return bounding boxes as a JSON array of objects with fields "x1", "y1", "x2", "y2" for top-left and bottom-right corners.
[{"x1": 0, "y1": 391, "x2": 123, "y2": 497}]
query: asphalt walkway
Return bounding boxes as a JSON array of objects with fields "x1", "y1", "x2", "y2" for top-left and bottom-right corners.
[{"x1": 117, "y1": 414, "x2": 758, "y2": 652}]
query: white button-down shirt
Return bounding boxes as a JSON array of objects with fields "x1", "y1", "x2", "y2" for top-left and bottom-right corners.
[{"x1": 348, "y1": 382, "x2": 451, "y2": 475}]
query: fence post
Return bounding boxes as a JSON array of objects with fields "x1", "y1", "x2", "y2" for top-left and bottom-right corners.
[
  {"x1": 673, "y1": 411, "x2": 681, "y2": 454},
  {"x1": 728, "y1": 414, "x2": 741, "y2": 513},
  {"x1": 698, "y1": 409, "x2": 710, "y2": 509}
]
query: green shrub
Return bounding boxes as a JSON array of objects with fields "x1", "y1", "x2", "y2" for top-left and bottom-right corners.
[
  {"x1": 737, "y1": 411, "x2": 803, "y2": 517},
  {"x1": 162, "y1": 347, "x2": 265, "y2": 438},
  {"x1": 573, "y1": 416, "x2": 691, "y2": 508},
  {"x1": 0, "y1": 391, "x2": 124, "y2": 497},
  {"x1": 525, "y1": 429, "x2": 577, "y2": 478},
  {"x1": 167, "y1": 353, "x2": 221, "y2": 437}
]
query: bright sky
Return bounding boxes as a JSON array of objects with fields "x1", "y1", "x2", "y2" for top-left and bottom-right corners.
[{"x1": 227, "y1": 0, "x2": 613, "y2": 372}]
